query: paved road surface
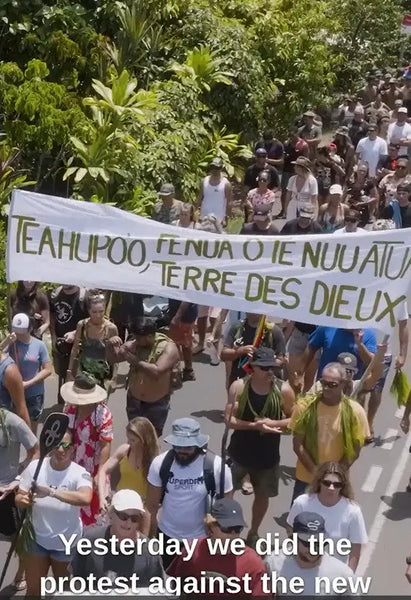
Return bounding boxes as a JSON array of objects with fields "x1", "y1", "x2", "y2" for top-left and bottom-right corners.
[
  {"x1": 0, "y1": 215, "x2": 410, "y2": 595},
  {"x1": 1, "y1": 335, "x2": 410, "y2": 596}
]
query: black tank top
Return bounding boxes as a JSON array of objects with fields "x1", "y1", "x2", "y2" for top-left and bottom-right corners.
[{"x1": 228, "y1": 383, "x2": 282, "y2": 469}]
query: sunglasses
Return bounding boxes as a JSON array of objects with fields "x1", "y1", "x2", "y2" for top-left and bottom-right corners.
[
  {"x1": 114, "y1": 509, "x2": 140, "y2": 523},
  {"x1": 219, "y1": 525, "x2": 243, "y2": 534},
  {"x1": 299, "y1": 538, "x2": 320, "y2": 550},
  {"x1": 345, "y1": 218, "x2": 358, "y2": 223},
  {"x1": 56, "y1": 441, "x2": 72, "y2": 450},
  {"x1": 321, "y1": 379, "x2": 340, "y2": 389},
  {"x1": 258, "y1": 365, "x2": 275, "y2": 371},
  {"x1": 322, "y1": 479, "x2": 343, "y2": 489}
]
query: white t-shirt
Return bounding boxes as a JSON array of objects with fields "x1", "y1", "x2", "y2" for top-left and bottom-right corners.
[
  {"x1": 148, "y1": 451, "x2": 233, "y2": 539},
  {"x1": 387, "y1": 121, "x2": 411, "y2": 155},
  {"x1": 19, "y1": 457, "x2": 92, "y2": 551},
  {"x1": 355, "y1": 137, "x2": 388, "y2": 176},
  {"x1": 200, "y1": 176, "x2": 228, "y2": 221},
  {"x1": 266, "y1": 551, "x2": 357, "y2": 596},
  {"x1": 333, "y1": 227, "x2": 365, "y2": 234},
  {"x1": 287, "y1": 494, "x2": 367, "y2": 563}
]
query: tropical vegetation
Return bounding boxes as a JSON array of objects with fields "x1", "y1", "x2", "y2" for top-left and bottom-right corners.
[{"x1": 0, "y1": 0, "x2": 409, "y2": 326}]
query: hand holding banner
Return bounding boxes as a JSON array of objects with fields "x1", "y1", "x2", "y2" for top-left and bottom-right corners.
[{"x1": 7, "y1": 190, "x2": 411, "y2": 332}]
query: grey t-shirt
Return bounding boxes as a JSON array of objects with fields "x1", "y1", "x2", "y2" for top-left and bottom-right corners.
[
  {"x1": 266, "y1": 551, "x2": 358, "y2": 596},
  {"x1": 0, "y1": 410, "x2": 37, "y2": 485}
]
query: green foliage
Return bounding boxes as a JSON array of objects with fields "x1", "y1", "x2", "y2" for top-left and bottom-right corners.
[
  {"x1": 0, "y1": 142, "x2": 34, "y2": 212},
  {"x1": 0, "y1": 0, "x2": 406, "y2": 208},
  {"x1": 327, "y1": 0, "x2": 405, "y2": 92},
  {"x1": 170, "y1": 46, "x2": 233, "y2": 92}
]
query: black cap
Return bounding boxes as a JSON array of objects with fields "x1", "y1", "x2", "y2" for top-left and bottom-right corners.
[
  {"x1": 130, "y1": 317, "x2": 157, "y2": 336},
  {"x1": 211, "y1": 499, "x2": 247, "y2": 528},
  {"x1": 255, "y1": 147, "x2": 267, "y2": 156},
  {"x1": 293, "y1": 512, "x2": 325, "y2": 541},
  {"x1": 251, "y1": 346, "x2": 282, "y2": 367}
]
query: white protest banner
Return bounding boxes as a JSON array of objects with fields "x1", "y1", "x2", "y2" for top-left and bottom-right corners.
[{"x1": 7, "y1": 190, "x2": 411, "y2": 331}]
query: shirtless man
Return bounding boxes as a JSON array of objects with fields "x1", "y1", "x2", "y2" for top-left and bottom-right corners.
[{"x1": 112, "y1": 317, "x2": 179, "y2": 437}]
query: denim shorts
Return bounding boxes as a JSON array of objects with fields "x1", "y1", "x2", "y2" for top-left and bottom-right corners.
[
  {"x1": 26, "y1": 394, "x2": 44, "y2": 422},
  {"x1": 371, "y1": 354, "x2": 392, "y2": 392},
  {"x1": 27, "y1": 539, "x2": 73, "y2": 562}
]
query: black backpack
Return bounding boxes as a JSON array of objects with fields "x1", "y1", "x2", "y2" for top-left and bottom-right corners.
[{"x1": 159, "y1": 449, "x2": 217, "y2": 510}]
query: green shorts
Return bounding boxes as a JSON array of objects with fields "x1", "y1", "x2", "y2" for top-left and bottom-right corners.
[{"x1": 231, "y1": 461, "x2": 280, "y2": 497}]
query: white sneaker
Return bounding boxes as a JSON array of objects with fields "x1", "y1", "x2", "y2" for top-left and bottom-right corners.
[{"x1": 208, "y1": 341, "x2": 220, "y2": 366}]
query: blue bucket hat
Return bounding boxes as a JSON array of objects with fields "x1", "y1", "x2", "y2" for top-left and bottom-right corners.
[{"x1": 164, "y1": 418, "x2": 209, "y2": 448}]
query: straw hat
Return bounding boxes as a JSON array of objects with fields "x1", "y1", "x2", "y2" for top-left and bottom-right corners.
[{"x1": 60, "y1": 373, "x2": 107, "y2": 406}]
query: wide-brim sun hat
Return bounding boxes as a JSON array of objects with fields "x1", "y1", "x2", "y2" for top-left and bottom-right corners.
[
  {"x1": 60, "y1": 373, "x2": 107, "y2": 406},
  {"x1": 164, "y1": 417, "x2": 209, "y2": 448},
  {"x1": 291, "y1": 156, "x2": 313, "y2": 170}
]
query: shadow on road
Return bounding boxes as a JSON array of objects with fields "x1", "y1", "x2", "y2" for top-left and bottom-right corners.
[
  {"x1": 372, "y1": 432, "x2": 400, "y2": 448},
  {"x1": 279, "y1": 465, "x2": 296, "y2": 485},
  {"x1": 381, "y1": 491, "x2": 411, "y2": 521},
  {"x1": 192, "y1": 352, "x2": 213, "y2": 365},
  {"x1": 191, "y1": 409, "x2": 224, "y2": 424},
  {"x1": 39, "y1": 404, "x2": 64, "y2": 423},
  {"x1": 273, "y1": 511, "x2": 289, "y2": 530}
]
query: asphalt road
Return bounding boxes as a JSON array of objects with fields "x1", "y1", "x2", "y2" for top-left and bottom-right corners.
[
  {"x1": 1, "y1": 213, "x2": 410, "y2": 596},
  {"x1": 0, "y1": 331, "x2": 410, "y2": 596}
]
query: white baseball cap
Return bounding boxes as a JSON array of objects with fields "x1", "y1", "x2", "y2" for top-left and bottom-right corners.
[
  {"x1": 11, "y1": 313, "x2": 30, "y2": 333},
  {"x1": 111, "y1": 489, "x2": 145, "y2": 513},
  {"x1": 329, "y1": 184, "x2": 343, "y2": 195},
  {"x1": 398, "y1": 107, "x2": 408, "y2": 114}
]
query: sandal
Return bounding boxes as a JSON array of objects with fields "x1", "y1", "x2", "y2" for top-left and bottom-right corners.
[
  {"x1": 241, "y1": 481, "x2": 254, "y2": 495},
  {"x1": 13, "y1": 578, "x2": 26, "y2": 592}
]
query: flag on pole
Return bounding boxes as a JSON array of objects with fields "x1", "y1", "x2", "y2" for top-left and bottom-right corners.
[{"x1": 240, "y1": 315, "x2": 267, "y2": 374}]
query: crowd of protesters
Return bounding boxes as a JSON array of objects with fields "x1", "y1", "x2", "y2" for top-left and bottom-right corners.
[{"x1": 0, "y1": 66, "x2": 410, "y2": 597}]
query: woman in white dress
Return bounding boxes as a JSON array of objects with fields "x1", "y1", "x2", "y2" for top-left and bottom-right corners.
[
  {"x1": 285, "y1": 156, "x2": 318, "y2": 220},
  {"x1": 287, "y1": 461, "x2": 367, "y2": 572}
]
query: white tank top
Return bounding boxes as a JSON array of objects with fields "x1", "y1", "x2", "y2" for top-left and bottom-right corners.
[{"x1": 200, "y1": 175, "x2": 228, "y2": 220}]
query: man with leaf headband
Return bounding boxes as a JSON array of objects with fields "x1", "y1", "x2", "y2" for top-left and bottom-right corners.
[
  {"x1": 290, "y1": 362, "x2": 370, "y2": 504},
  {"x1": 224, "y1": 347, "x2": 295, "y2": 549}
]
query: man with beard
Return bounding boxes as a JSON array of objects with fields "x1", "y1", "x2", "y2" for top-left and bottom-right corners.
[
  {"x1": 146, "y1": 418, "x2": 233, "y2": 569},
  {"x1": 266, "y1": 512, "x2": 357, "y2": 596},
  {"x1": 111, "y1": 317, "x2": 179, "y2": 437},
  {"x1": 49, "y1": 285, "x2": 89, "y2": 404},
  {"x1": 225, "y1": 348, "x2": 295, "y2": 549}
]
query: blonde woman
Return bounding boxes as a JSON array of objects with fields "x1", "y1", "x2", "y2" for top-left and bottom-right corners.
[
  {"x1": 285, "y1": 156, "x2": 318, "y2": 220},
  {"x1": 67, "y1": 293, "x2": 119, "y2": 388},
  {"x1": 287, "y1": 461, "x2": 367, "y2": 572},
  {"x1": 97, "y1": 417, "x2": 159, "y2": 534}
]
